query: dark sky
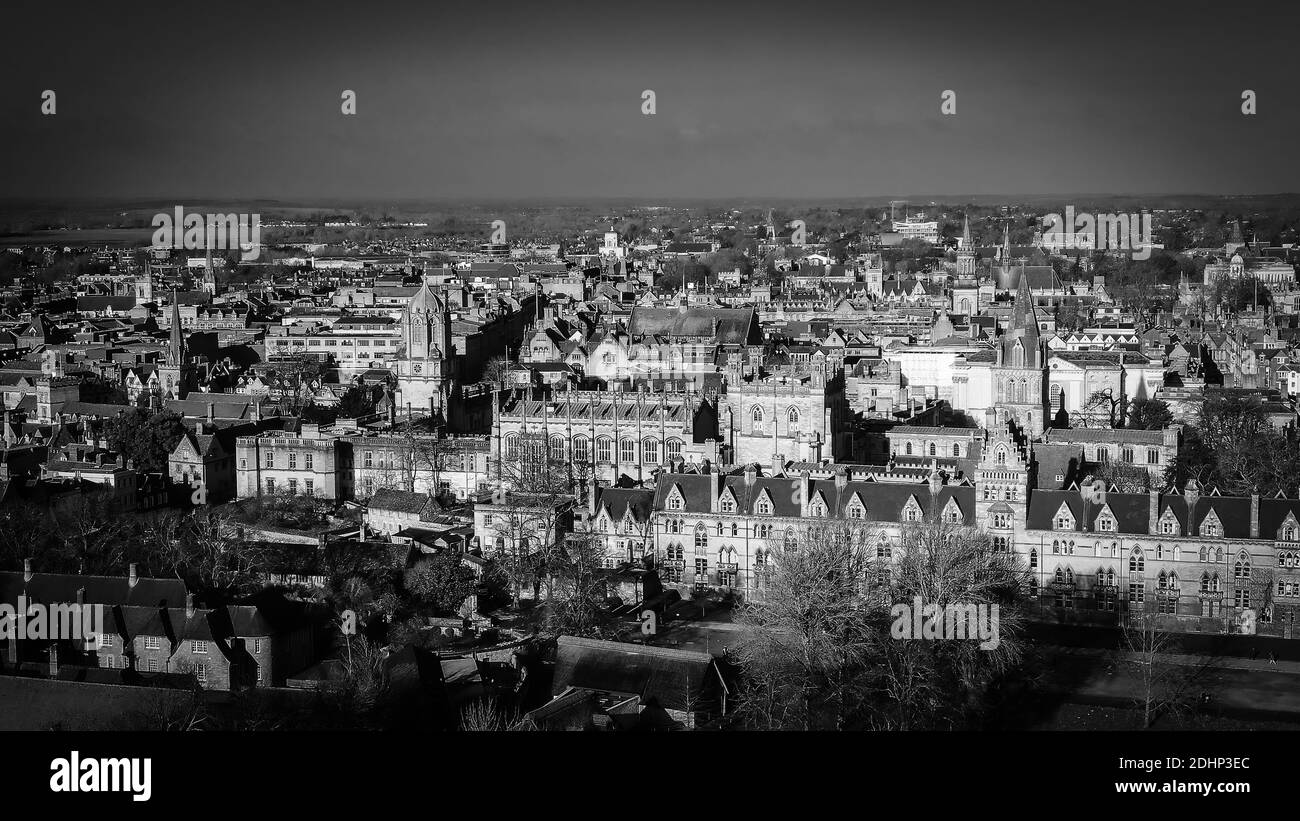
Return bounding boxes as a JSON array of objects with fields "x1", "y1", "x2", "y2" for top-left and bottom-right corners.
[{"x1": 2, "y1": 0, "x2": 1298, "y2": 201}]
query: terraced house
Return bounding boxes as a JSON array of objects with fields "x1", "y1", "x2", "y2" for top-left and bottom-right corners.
[
  {"x1": 1025, "y1": 478, "x2": 1300, "y2": 638},
  {"x1": 646, "y1": 459, "x2": 977, "y2": 595}
]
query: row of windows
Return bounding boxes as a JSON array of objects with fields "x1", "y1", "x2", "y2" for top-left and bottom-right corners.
[
  {"x1": 260, "y1": 452, "x2": 315, "y2": 470},
  {"x1": 264, "y1": 478, "x2": 315, "y2": 495},
  {"x1": 902, "y1": 441, "x2": 964, "y2": 458},
  {"x1": 505, "y1": 434, "x2": 685, "y2": 465}
]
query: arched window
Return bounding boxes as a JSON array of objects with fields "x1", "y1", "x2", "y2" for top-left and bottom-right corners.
[
  {"x1": 665, "y1": 438, "x2": 684, "y2": 461},
  {"x1": 1050, "y1": 383, "x2": 1062, "y2": 409},
  {"x1": 572, "y1": 435, "x2": 589, "y2": 463},
  {"x1": 641, "y1": 437, "x2": 660, "y2": 465},
  {"x1": 1199, "y1": 547, "x2": 1207, "y2": 563},
  {"x1": 619, "y1": 438, "x2": 636, "y2": 464},
  {"x1": 1200, "y1": 572, "x2": 1211, "y2": 593},
  {"x1": 751, "y1": 406, "x2": 764, "y2": 431},
  {"x1": 788, "y1": 407, "x2": 800, "y2": 430},
  {"x1": 784, "y1": 529, "x2": 798, "y2": 552},
  {"x1": 1130, "y1": 548, "x2": 1145, "y2": 573},
  {"x1": 1234, "y1": 554, "x2": 1251, "y2": 579},
  {"x1": 694, "y1": 524, "x2": 708, "y2": 550},
  {"x1": 548, "y1": 435, "x2": 565, "y2": 462},
  {"x1": 1215, "y1": 548, "x2": 1223, "y2": 563},
  {"x1": 928, "y1": 442, "x2": 936, "y2": 457},
  {"x1": 905, "y1": 442, "x2": 913, "y2": 456},
  {"x1": 505, "y1": 434, "x2": 520, "y2": 461},
  {"x1": 596, "y1": 437, "x2": 612, "y2": 463},
  {"x1": 1029, "y1": 549, "x2": 1038, "y2": 569},
  {"x1": 953, "y1": 443, "x2": 961, "y2": 458}
]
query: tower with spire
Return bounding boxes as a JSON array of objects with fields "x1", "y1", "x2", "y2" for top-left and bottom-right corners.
[
  {"x1": 991, "y1": 273, "x2": 1049, "y2": 435},
  {"x1": 202, "y1": 243, "x2": 218, "y2": 298},
  {"x1": 157, "y1": 291, "x2": 194, "y2": 401},
  {"x1": 956, "y1": 214, "x2": 977, "y2": 277}
]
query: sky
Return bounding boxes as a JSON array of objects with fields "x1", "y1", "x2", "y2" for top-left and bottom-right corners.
[{"x1": 2, "y1": 0, "x2": 1298, "y2": 201}]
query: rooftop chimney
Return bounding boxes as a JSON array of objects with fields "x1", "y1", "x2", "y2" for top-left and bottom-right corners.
[
  {"x1": 47, "y1": 644, "x2": 58, "y2": 678},
  {"x1": 23, "y1": 559, "x2": 32, "y2": 584},
  {"x1": 76, "y1": 587, "x2": 84, "y2": 605},
  {"x1": 185, "y1": 593, "x2": 195, "y2": 619},
  {"x1": 1250, "y1": 492, "x2": 1260, "y2": 539},
  {"x1": 1147, "y1": 488, "x2": 1159, "y2": 534},
  {"x1": 128, "y1": 563, "x2": 138, "y2": 588}
]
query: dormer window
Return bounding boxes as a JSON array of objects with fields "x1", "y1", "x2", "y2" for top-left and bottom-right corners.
[
  {"x1": 721, "y1": 497, "x2": 735, "y2": 514},
  {"x1": 1097, "y1": 515, "x2": 1115, "y2": 532},
  {"x1": 848, "y1": 504, "x2": 864, "y2": 519}
]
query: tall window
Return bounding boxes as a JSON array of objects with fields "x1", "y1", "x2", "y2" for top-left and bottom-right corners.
[
  {"x1": 928, "y1": 442, "x2": 936, "y2": 457},
  {"x1": 694, "y1": 524, "x2": 708, "y2": 549},
  {"x1": 666, "y1": 439, "x2": 683, "y2": 462},
  {"x1": 788, "y1": 408, "x2": 800, "y2": 430},
  {"x1": 1130, "y1": 549, "x2": 1145, "y2": 573},
  {"x1": 641, "y1": 438, "x2": 660, "y2": 465},
  {"x1": 596, "y1": 437, "x2": 612, "y2": 463},
  {"x1": 265, "y1": 451, "x2": 273, "y2": 468},
  {"x1": 751, "y1": 406, "x2": 764, "y2": 432},
  {"x1": 549, "y1": 436, "x2": 565, "y2": 461},
  {"x1": 505, "y1": 435, "x2": 520, "y2": 460},
  {"x1": 573, "y1": 436, "x2": 589, "y2": 463},
  {"x1": 953, "y1": 443, "x2": 961, "y2": 457},
  {"x1": 288, "y1": 453, "x2": 297, "y2": 470},
  {"x1": 304, "y1": 453, "x2": 313, "y2": 470},
  {"x1": 619, "y1": 439, "x2": 636, "y2": 464}
]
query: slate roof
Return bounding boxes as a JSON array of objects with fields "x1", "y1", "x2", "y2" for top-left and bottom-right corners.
[
  {"x1": 627, "y1": 306, "x2": 761, "y2": 345},
  {"x1": 595, "y1": 487, "x2": 654, "y2": 523},
  {"x1": 0, "y1": 570, "x2": 189, "y2": 609},
  {"x1": 551, "y1": 635, "x2": 721, "y2": 714},
  {"x1": 652, "y1": 471, "x2": 976, "y2": 523}
]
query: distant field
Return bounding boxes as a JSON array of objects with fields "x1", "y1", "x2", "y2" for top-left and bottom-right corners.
[{"x1": 0, "y1": 228, "x2": 155, "y2": 248}]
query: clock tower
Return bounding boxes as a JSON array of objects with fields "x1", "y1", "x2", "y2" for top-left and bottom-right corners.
[{"x1": 394, "y1": 280, "x2": 455, "y2": 417}]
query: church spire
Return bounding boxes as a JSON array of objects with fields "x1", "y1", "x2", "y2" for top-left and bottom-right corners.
[
  {"x1": 1002, "y1": 223, "x2": 1011, "y2": 263},
  {"x1": 168, "y1": 290, "x2": 184, "y2": 365},
  {"x1": 962, "y1": 214, "x2": 972, "y2": 247}
]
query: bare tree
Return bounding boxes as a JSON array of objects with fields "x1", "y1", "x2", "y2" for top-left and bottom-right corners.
[
  {"x1": 1122, "y1": 609, "x2": 1188, "y2": 729},
  {"x1": 732, "y1": 517, "x2": 881, "y2": 730},
  {"x1": 732, "y1": 512, "x2": 1026, "y2": 731}
]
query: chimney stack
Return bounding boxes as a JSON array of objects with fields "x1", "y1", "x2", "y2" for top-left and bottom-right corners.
[
  {"x1": 185, "y1": 593, "x2": 195, "y2": 619},
  {"x1": 47, "y1": 644, "x2": 58, "y2": 678},
  {"x1": 1148, "y1": 488, "x2": 1160, "y2": 533},
  {"x1": 76, "y1": 587, "x2": 84, "y2": 605},
  {"x1": 744, "y1": 463, "x2": 757, "y2": 489},
  {"x1": 800, "y1": 471, "x2": 811, "y2": 517},
  {"x1": 128, "y1": 563, "x2": 138, "y2": 588},
  {"x1": 709, "y1": 465, "x2": 721, "y2": 513},
  {"x1": 1184, "y1": 478, "x2": 1200, "y2": 534},
  {"x1": 1250, "y1": 492, "x2": 1260, "y2": 539},
  {"x1": 23, "y1": 558, "x2": 32, "y2": 584}
]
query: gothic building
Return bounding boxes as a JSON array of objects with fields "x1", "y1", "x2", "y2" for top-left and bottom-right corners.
[
  {"x1": 992, "y1": 273, "x2": 1049, "y2": 435},
  {"x1": 393, "y1": 280, "x2": 456, "y2": 418},
  {"x1": 157, "y1": 293, "x2": 195, "y2": 401}
]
